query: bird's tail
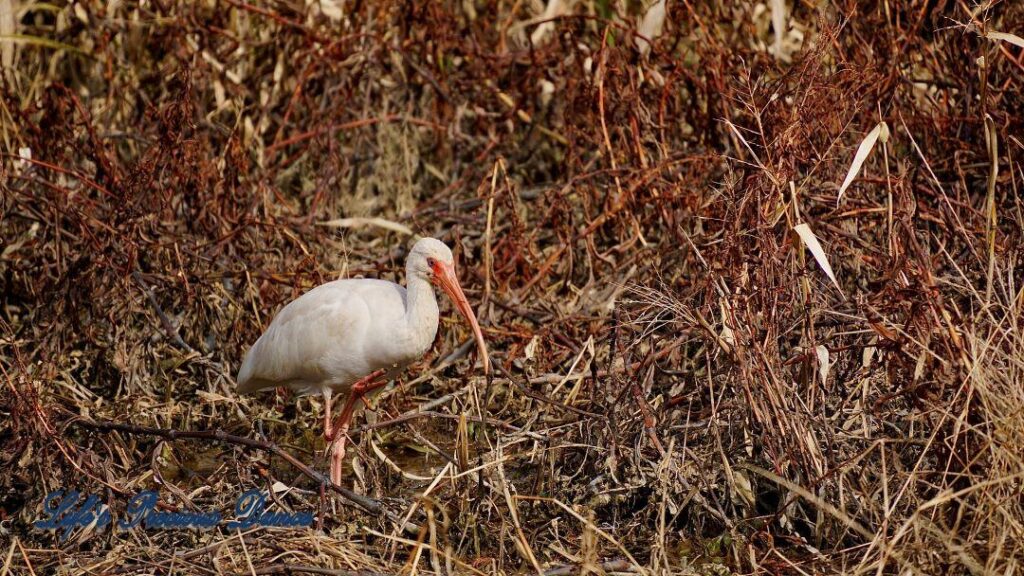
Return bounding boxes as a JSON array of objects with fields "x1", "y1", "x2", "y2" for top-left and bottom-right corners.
[{"x1": 236, "y1": 343, "x2": 267, "y2": 393}]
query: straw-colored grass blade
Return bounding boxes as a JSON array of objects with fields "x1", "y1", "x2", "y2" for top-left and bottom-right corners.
[
  {"x1": 317, "y1": 217, "x2": 414, "y2": 236},
  {"x1": 769, "y1": 0, "x2": 786, "y2": 59},
  {"x1": 986, "y1": 31, "x2": 1024, "y2": 49},
  {"x1": 719, "y1": 299, "x2": 735, "y2": 346},
  {"x1": 815, "y1": 344, "x2": 830, "y2": 384},
  {"x1": 733, "y1": 469, "x2": 755, "y2": 507},
  {"x1": 0, "y1": 0, "x2": 14, "y2": 71},
  {"x1": 837, "y1": 121, "x2": 888, "y2": 204},
  {"x1": 636, "y1": 0, "x2": 666, "y2": 56},
  {"x1": 319, "y1": 0, "x2": 344, "y2": 21},
  {"x1": 0, "y1": 33, "x2": 89, "y2": 56},
  {"x1": 793, "y1": 222, "x2": 844, "y2": 297},
  {"x1": 530, "y1": 0, "x2": 569, "y2": 45}
]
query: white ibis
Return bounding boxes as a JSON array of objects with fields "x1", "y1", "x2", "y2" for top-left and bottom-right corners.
[{"x1": 237, "y1": 237, "x2": 490, "y2": 485}]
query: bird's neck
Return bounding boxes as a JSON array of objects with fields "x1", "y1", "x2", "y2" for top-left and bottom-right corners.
[{"x1": 404, "y1": 272, "x2": 440, "y2": 343}]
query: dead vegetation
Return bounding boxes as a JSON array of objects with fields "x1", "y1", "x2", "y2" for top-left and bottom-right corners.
[{"x1": 2, "y1": 1, "x2": 1024, "y2": 574}]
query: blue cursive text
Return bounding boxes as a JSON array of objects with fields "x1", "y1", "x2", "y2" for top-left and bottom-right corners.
[{"x1": 34, "y1": 488, "x2": 313, "y2": 540}]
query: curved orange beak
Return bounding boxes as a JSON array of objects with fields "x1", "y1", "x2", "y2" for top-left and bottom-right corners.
[{"x1": 434, "y1": 261, "x2": 491, "y2": 374}]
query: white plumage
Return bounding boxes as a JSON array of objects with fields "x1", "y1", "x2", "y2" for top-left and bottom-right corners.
[
  {"x1": 237, "y1": 237, "x2": 489, "y2": 484},
  {"x1": 238, "y1": 279, "x2": 432, "y2": 395}
]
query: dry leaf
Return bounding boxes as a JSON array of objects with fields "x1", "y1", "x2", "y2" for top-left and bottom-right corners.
[
  {"x1": 196, "y1": 391, "x2": 235, "y2": 404},
  {"x1": 837, "y1": 121, "x2": 888, "y2": 203},
  {"x1": 862, "y1": 343, "x2": 876, "y2": 367},
  {"x1": 18, "y1": 442, "x2": 33, "y2": 467},
  {"x1": 0, "y1": 0, "x2": 14, "y2": 70},
  {"x1": 636, "y1": 0, "x2": 666, "y2": 56},
  {"x1": 530, "y1": 0, "x2": 570, "y2": 45},
  {"x1": 73, "y1": 2, "x2": 89, "y2": 25},
  {"x1": 320, "y1": 0, "x2": 344, "y2": 21},
  {"x1": 793, "y1": 223, "x2": 844, "y2": 297},
  {"x1": 815, "y1": 345, "x2": 830, "y2": 384},
  {"x1": 733, "y1": 470, "x2": 755, "y2": 507},
  {"x1": 538, "y1": 79, "x2": 555, "y2": 107},
  {"x1": 769, "y1": 0, "x2": 786, "y2": 59},
  {"x1": 986, "y1": 31, "x2": 1024, "y2": 49},
  {"x1": 524, "y1": 335, "x2": 540, "y2": 361},
  {"x1": 318, "y1": 217, "x2": 414, "y2": 236},
  {"x1": 719, "y1": 300, "x2": 735, "y2": 346}
]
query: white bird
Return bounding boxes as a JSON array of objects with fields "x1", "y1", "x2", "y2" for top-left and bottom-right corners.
[{"x1": 237, "y1": 237, "x2": 490, "y2": 485}]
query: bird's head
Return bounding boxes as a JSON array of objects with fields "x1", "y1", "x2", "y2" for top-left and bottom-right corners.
[{"x1": 409, "y1": 237, "x2": 491, "y2": 374}]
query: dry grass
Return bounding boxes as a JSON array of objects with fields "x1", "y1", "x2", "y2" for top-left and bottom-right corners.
[{"x1": 2, "y1": 1, "x2": 1024, "y2": 574}]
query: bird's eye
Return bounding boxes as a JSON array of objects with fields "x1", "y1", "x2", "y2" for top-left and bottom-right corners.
[{"x1": 426, "y1": 257, "x2": 436, "y2": 269}]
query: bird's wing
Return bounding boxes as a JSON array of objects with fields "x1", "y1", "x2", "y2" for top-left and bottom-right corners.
[{"x1": 236, "y1": 280, "x2": 381, "y2": 393}]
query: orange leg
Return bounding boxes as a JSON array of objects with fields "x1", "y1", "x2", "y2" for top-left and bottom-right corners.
[
  {"x1": 323, "y1": 390, "x2": 334, "y2": 440},
  {"x1": 325, "y1": 369, "x2": 388, "y2": 485}
]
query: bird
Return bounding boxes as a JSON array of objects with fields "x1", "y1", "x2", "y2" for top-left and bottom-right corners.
[{"x1": 236, "y1": 237, "x2": 490, "y2": 485}]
